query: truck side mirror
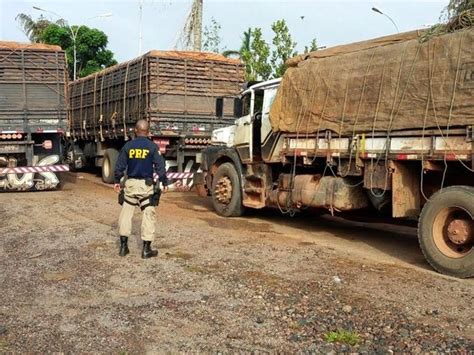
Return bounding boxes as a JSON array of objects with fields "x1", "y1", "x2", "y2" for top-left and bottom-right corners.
[
  {"x1": 215, "y1": 97, "x2": 224, "y2": 118},
  {"x1": 233, "y1": 97, "x2": 242, "y2": 118}
]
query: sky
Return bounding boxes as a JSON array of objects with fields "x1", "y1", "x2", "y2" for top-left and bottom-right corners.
[{"x1": 0, "y1": 0, "x2": 448, "y2": 63}]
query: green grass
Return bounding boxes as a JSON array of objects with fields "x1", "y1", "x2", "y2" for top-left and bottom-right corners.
[{"x1": 324, "y1": 330, "x2": 360, "y2": 346}]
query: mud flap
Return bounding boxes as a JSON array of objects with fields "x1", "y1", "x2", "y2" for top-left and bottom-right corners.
[
  {"x1": 193, "y1": 172, "x2": 208, "y2": 197},
  {"x1": 390, "y1": 161, "x2": 420, "y2": 218}
]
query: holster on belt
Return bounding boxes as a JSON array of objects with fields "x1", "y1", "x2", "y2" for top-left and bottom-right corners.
[
  {"x1": 118, "y1": 176, "x2": 127, "y2": 206},
  {"x1": 150, "y1": 182, "x2": 162, "y2": 207},
  {"x1": 118, "y1": 189, "x2": 125, "y2": 206}
]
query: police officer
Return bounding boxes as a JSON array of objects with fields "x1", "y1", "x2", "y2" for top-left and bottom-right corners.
[{"x1": 114, "y1": 119, "x2": 169, "y2": 259}]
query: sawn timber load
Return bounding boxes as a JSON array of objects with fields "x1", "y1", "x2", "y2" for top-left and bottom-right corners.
[
  {"x1": 67, "y1": 51, "x2": 244, "y2": 184},
  {"x1": 270, "y1": 28, "x2": 474, "y2": 135},
  {"x1": 0, "y1": 41, "x2": 68, "y2": 191}
]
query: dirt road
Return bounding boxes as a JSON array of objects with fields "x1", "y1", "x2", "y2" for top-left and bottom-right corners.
[{"x1": 1, "y1": 172, "x2": 473, "y2": 352}]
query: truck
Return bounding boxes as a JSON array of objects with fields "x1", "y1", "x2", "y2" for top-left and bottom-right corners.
[
  {"x1": 0, "y1": 41, "x2": 69, "y2": 191},
  {"x1": 67, "y1": 51, "x2": 244, "y2": 187},
  {"x1": 195, "y1": 29, "x2": 474, "y2": 278}
]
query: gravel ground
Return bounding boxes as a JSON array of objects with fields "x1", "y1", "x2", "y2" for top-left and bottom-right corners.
[{"x1": 0, "y1": 172, "x2": 473, "y2": 353}]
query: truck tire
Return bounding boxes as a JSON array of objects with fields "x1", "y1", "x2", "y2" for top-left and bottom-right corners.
[
  {"x1": 418, "y1": 186, "x2": 474, "y2": 278},
  {"x1": 211, "y1": 162, "x2": 245, "y2": 217},
  {"x1": 102, "y1": 148, "x2": 119, "y2": 184}
]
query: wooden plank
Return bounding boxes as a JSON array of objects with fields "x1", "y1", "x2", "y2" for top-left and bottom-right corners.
[
  {"x1": 68, "y1": 52, "x2": 244, "y2": 131},
  {"x1": 0, "y1": 46, "x2": 67, "y2": 125}
]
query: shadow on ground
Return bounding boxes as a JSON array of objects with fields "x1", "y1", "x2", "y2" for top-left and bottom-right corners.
[{"x1": 177, "y1": 193, "x2": 430, "y2": 272}]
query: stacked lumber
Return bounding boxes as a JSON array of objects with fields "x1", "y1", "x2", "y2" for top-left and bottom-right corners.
[
  {"x1": 0, "y1": 41, "x2": 67, "y2": 126},
  {"x1": 68, "y1": 51, "x2": 244, "y2": 135}
]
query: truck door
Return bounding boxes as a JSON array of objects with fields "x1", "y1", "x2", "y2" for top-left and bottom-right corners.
[
  {"x1": 260, "y1": 86, "x2": 278, "y2": 144},
  {"x1": 234, "y1": 90, "x2": 264, "y2": 163},
  {"x1": 233, "y1": 92, "x2": 253, "y2": 163}
]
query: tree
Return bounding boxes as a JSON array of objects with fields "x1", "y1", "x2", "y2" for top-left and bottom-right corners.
[
  {"x1": 202, "y1": 17, "x2": 223, "y2": 53},
  {"x1": 15, "y1": 13, "x2": 63, "y2": 43},
  {"x1": 270, "y1": 19, "x2": 297, "y2": 78},
  {"x1": 40, "y1": 24, "x2": 117, "y2": 79},
  {"x1": 240, "y1": 28, "x2": 272, "y2": 81},
  {"x1": 222, "y1": 27, "x2": 250, "y2": 58},
  {"x1": 222, "y1": 49, "x2": 240, "y2": 58},
  {"x1": 240, "y1": 28, "x2": 252, "y2": 54},
  {"x1": 238, "y1": 22, "x2": 319, "y2": 80},
  {"x1": 304, "y1": 38, "x2": 318, "y2": 54},
  {"x1": 443, "y1": 0, "x2": 474, "y2": 19}
]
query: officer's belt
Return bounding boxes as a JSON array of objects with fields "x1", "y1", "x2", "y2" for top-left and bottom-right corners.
[{"x1": 124, "y1": 195, "x2": 153, "y2": 211}]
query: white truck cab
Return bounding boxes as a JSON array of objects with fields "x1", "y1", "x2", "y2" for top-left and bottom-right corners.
[{"x1": 212, "y1": 79, "x2": 281, "y2": 157}]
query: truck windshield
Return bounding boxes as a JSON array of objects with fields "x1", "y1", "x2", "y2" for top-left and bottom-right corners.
[{"x1": 263, "y1": 87, "x2": 278, "y2": 116}]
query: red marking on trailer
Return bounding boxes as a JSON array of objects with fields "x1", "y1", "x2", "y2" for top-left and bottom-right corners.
[
  {"x1": 443, "y1": 153, "x2": 468, "y2": 160},
  {"x1": 396, "y1": 154, "x2": 418, "y2": 160},
  {"x1": 42, "y1": 140, "x2": 53, "y2": 149},
  {"x1": 153, "y1": 138, "x2": 170, "y2": 154}
]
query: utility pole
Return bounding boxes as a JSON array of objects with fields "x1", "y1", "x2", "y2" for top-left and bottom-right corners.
[
  {"x1": 138, "y1": 0, "x2": 144, "y2": 55},
  {"x1": 192, "y1": 0, "x2": 203, "y2": 51},
  {"x1": 175, "y1": 0, "x2": 203, "y2": 51}
]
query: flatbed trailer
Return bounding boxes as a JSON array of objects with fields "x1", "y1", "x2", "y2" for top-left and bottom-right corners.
[
  {"x1": 0, "y1": 41, "x2": 69, "y2": 191},
  {"x1": 66, "y1": 51, "x2": 244, "y2": 186}
]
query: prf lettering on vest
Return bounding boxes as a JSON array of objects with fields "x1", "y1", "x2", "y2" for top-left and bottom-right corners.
[{"x1": 129, "y1": 149, "x2": 149, "y2": 159}]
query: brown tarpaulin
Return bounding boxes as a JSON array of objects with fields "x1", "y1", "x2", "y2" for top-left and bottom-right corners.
[{"x1": 270, "y1": 28, "x2": 474, "y2": 135}]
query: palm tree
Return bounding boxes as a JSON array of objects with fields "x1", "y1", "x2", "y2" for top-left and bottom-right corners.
[
  {"x1": 221, "y1": 28, "x2": 252, "y2": 59},
  {"x1": 221, "y1": 49, "x2": 240, "y2": 58},
  {"x1": 15, "y1": 13, "x2": 64, "y2": 43},
  {"x1": 240, "y1": 28, "x2": 252, "y2": 54}
]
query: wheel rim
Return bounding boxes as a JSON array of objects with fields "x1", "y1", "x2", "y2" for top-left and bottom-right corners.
[
  {"x1": 103, "y1": 157, "x2": 110, "y2": 178},
  {"x1": 214, "y1": 176, "x2": 233, "y2": 205},
  {"x1": 433, "y1": 206, "x2": 473, "y2": 259}
]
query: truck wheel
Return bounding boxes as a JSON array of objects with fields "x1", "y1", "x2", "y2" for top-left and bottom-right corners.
[
  {"x1": 418, "y1": 186, "x2": 473, "y2": 278},
  {"x1": 102, "y1": 148, "x2": 119, "y2": 184},
  {"x1": 211, "y1": 162, "x2": 245, "y2": 217}
]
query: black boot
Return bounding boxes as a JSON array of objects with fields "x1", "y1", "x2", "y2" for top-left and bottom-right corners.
[
  {"x1": 142, "y1": 241, "x2": 158, "y2": 259},
  {"x1": 119, "y1": 236, "x2": 130, "y2": 257}
]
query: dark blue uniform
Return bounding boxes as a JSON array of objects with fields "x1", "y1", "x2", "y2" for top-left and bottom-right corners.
[{"x1": 114, "y1": 136, "x2": 168, "y2": 186}]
